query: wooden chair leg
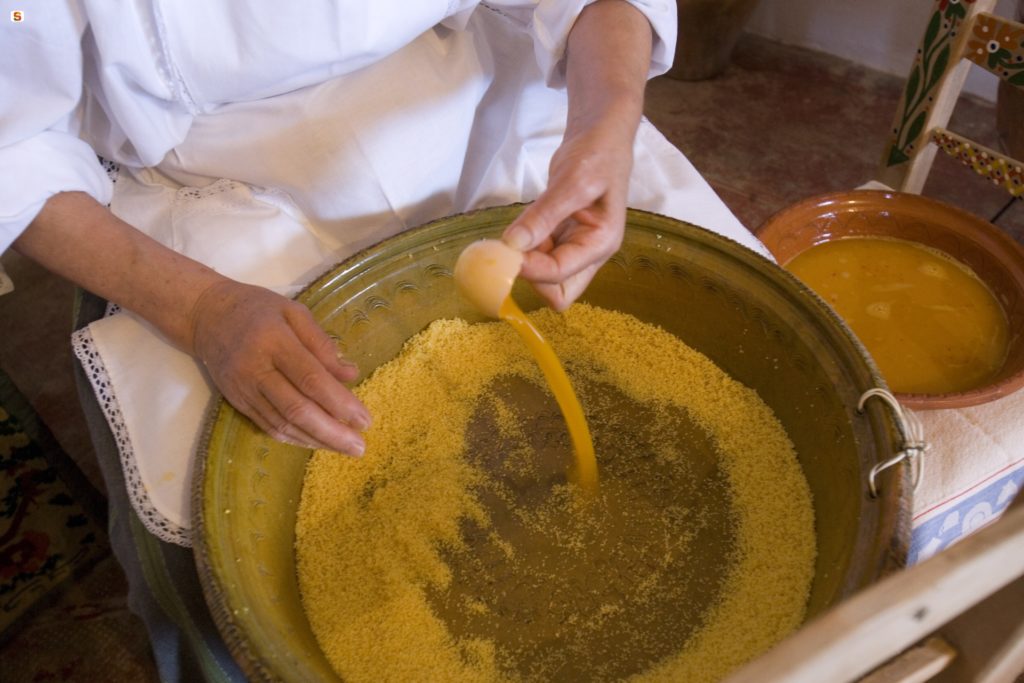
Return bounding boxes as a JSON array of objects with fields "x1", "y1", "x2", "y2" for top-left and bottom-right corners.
[{"x1": 859, "y1": 637, "x2": 957, "y2": 683}]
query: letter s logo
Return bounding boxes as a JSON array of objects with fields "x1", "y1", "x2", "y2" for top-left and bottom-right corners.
[{"x1": 11, "y1": 11, "x2": 24, "y2": 22}]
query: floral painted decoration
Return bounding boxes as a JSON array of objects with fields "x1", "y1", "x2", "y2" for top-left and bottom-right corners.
[
  {"x1": 885, "y1": 0, "x2": 978, "y2": 169},
  {"x1": 965, "y1": 11, "x2": 1024, "y2": 85},
  {"x1": 932, "y1": 128, "x2": 1024, "y2": 196}
]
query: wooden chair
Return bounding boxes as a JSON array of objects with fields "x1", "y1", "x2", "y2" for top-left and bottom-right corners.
[{"x1": 876, "y1": 0, "x2": 1024, "y2": 198}]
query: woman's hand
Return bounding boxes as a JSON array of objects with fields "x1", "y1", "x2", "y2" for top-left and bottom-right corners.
[
  {"x1": 189, "y1": 280, "x2": 371, "y2": 455},
  {"x1": 16, "y1": 192, "x2": 370, "y2": 456},
  {"x1": 502, "y1": 119, "x2": 634, "y2": 310},
  {"x1": 502, "y1": 0, "x2": 654, "y2": 310}
]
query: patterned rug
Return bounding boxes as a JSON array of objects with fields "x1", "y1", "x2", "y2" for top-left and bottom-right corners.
[{"x1": 0, "y1": 368, "x2": 108, "y2": 642}]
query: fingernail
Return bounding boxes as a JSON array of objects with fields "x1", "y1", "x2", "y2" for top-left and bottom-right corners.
[
  {"x1": 350, "y1": 413, "x2": 372, "y2": 431},
  {"x1": 278, "y1": 436, "x2": 316, "y2": 450},
  {"x1": 348, "y1": 441, "x2": 366, "y2": 457},
  {"x1": 503, "y1": 226, "x2": 531, "y2": 251}
]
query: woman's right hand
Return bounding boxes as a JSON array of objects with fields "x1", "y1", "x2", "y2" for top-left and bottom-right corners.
[
  {"x1": 189, "y1": 280, "x2": 372, "y2": 455},
  {"x1": 17, "y1": 192, "x2": 370, "y2": 455}
]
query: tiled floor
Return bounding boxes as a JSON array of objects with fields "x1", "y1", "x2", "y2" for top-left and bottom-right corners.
[{"x1": 0, "y1": 33, "x2": 1021, "y2": 680}]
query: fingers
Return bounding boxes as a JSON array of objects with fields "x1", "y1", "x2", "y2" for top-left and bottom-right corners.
[
  {"x1": 235, "y1": 393, "x2": 328, "y2": 451},
  {"x1": 502, "y1": 172, "x2": 604, "y2": 254},
  {"x1": 193, "y1": 284, "x2": 371, "y2": 456},
  {"x1": 254, "y1": 369, "x2": 368, "y2": 456},
  {"x1": 532, "y1": 262, "x2": 603, "y2": 311},
  {"x1": 271, "y1": 335, "x2": 371, "y2": 432},
  {"x1": 284, "y1": 305, "x2": 361, "y2": 385},
  {"x1": 517, "y1": 217, "x2": 622, "y2": 285},
  {"x1": 263, "y1": 307, "x2": 370, "y2": 454}
]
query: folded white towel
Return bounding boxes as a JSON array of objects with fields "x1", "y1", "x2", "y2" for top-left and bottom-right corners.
[{"x1": 907, "y1": 387, "x2": 1024, "y2": 562}]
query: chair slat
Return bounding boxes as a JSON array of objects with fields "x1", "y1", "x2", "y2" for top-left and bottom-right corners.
[{"x1": 931, "y1": 127, "x2": 1024, "y2": 197}]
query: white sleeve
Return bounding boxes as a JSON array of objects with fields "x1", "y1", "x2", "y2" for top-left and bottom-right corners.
[
  {"x1": 619, "y1": 0, "x2": 676, "y2": 78},
  {"x1": 483, "y1": 0, "x2": 677, "y2": 87},
  {"x1": 0, "y1": 1, "x2": 113, "y2": 255}
]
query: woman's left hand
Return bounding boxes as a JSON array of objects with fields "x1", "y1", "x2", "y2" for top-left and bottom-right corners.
[
  {"x1": 500, "y1": 0, "x2": 652, "y2": 311},
  {"x1": 502, "y1": 118, "x2": 634, "y2": 311}
]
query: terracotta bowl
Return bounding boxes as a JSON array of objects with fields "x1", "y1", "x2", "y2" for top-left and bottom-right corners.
[{"x1": 756, "y1": 190, "x2": 1024, "y2": 410}]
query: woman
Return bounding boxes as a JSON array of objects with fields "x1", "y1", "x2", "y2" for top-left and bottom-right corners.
[{"x1": 2, "y1": 1, "x2": 766, "y2": 679}]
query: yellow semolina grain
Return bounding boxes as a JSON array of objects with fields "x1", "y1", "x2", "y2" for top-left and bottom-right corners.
[{"x1": 295, "y1": 303, "x2": 817, "y2": 682}]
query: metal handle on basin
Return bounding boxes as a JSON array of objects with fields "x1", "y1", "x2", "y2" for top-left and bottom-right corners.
[{"x1": 858, "y1": 388, "x2": 929, "y2": 498}]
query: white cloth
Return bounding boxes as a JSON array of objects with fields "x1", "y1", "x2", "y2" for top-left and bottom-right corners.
[
  {"x1": 910, "y1": 389, "x2": 1024, "y2": 548},
  {"x1": 5, "y1": 0, "x2": 767, "y2": 546},
  {"x1": 914, "y1": 391, "x2": 1024, "y2": 517}
]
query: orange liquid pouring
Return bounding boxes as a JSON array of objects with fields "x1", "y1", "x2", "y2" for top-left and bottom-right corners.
[{"x1": 499, "y1": 296, "x2": 598, "y2": 494}]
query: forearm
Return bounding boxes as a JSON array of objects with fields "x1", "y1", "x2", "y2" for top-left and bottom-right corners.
[
  {"x1": 565, "y1": 0, "x2": 653, "y2": 140},
  {"x1": 12, "y1": 191, "x2": 226, "y2": 353}
]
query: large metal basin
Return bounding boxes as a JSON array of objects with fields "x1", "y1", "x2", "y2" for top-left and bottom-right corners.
[{"x1": 194, "y1": 205, "x2": 910, "y2": 681}]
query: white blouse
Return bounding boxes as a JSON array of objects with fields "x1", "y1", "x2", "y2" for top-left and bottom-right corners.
[
  {"x1": 1, "y1": 0, "x2": 676, "y2": 247},
  {"x1": 2, "y1": 0, "x2": 769, "y2": 546}
]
